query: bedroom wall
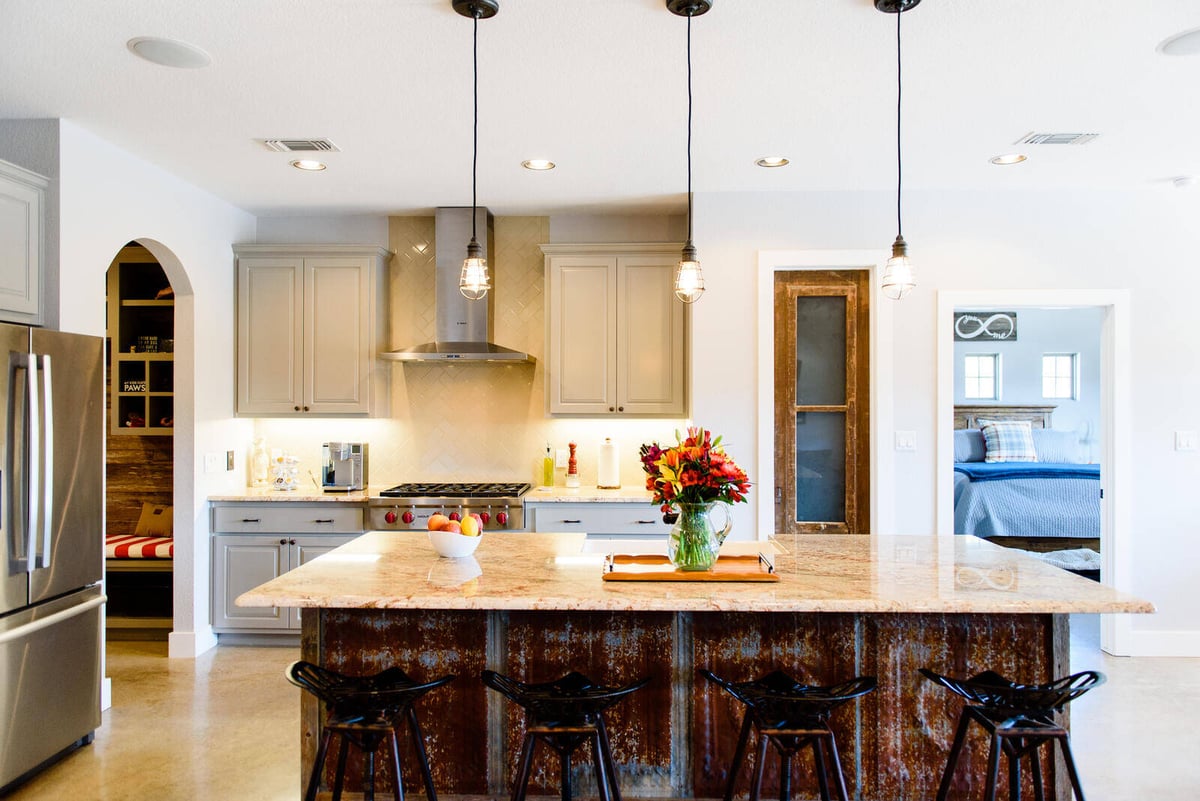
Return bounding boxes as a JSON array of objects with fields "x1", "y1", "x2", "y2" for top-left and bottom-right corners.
[
  {"x1": 692, "y1": 186, "x2": 1200, "y2": 655},
  {"x1": 953, "y1": 307, "x2": 1103, "y2": 458}
]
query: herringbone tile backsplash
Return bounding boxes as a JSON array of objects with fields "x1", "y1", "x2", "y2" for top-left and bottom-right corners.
[{"x1": 254, "y1": 216, "x2": 685, "y2": 490}]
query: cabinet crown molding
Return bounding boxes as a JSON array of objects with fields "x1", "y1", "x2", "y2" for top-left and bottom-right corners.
[
  {"x1": 539, "y1": 242, "x2": 684, "y2": 256},
  {"x1": 233, "y1": 244, "x2": 393, "y2": 261}
]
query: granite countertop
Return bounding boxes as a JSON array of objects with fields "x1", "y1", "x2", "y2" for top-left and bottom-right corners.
[
  {"x1": 208, "y1": 487, "x2": 375, "y2": 503},
  {"x1": 524, "y1": 486, "x2": 655, "y2": 503},
  {"x1": 236, "y1": 531, "x2": 1154, "y2": 615}
]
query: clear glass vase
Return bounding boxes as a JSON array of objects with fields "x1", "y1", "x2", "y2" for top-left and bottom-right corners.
[{"x1": 667, "y1": 502, "x2": 732, "y2": 571}]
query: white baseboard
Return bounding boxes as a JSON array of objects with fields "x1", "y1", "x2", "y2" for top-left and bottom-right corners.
[
  {"x1": 1123, "y1": 629, "x2": 1200, "y2": 657},
  {"x1": 168, "y1": 627, "x2": 219, "y2": 658},
  {"x1": 101, "y1": 676, "x2": 112, "y2": 711}
]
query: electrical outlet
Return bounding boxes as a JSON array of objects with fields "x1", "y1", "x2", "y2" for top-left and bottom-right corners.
[
  {"x1": 226, "y1": 450, "x2": 235, "y2": 471},
  {"x1": 203, "y1": 452, "x2": 222, "y2": 473},
  {"x1": 894, "y1": 431, "x2": 917, "y2": 451},
  {"x1": 1175, "y1": 431, "x2": 1197, "y2": 451},
  {"x1": 555, "y1": 448, "x2": 568, "y2": 468}
]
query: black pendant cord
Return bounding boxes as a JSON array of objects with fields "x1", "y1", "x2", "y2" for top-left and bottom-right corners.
[
  {"x1": 686, "y1": 14, "x2": 694, "y2": 244},
  {"x1": 895, "y1": 9, "x2": 903, "y2": 239},
  {"x1": 472, "y1": 13, "x2": 479, "y2": 243}
]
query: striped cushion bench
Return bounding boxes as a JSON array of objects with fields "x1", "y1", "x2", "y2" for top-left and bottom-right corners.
[{"x1": 105, "y1": 534, "x2": 174, "y2": 560}]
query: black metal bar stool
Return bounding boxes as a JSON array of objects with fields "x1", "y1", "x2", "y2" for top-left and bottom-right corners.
[
  {"x1": 286, "y1": 661, "x2": 454, "y2": 801},
  {"x1": 919, "y1": 668, "x2": 1105, "y2": 801},
  {"x1": 700, "y1": 668, "x2": 877, "y2": 801},
  {"x1": 481, "y1": 669, "x2": 650, "y2": 801}
]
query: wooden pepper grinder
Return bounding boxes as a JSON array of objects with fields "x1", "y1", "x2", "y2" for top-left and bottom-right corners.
[{"x1": 566, "y1": 441, "x2": 580, "y2": 488}]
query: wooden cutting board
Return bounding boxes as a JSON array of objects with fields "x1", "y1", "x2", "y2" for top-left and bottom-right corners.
[{"x1": 602, "y1": 553, "x2": 779, "y2": 582}]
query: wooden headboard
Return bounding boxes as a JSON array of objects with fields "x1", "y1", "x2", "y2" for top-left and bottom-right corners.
[{"x1": 954, "y1": 404, "x2": 1056, "y2": 430}]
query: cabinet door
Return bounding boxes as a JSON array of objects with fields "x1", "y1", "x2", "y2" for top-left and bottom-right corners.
[
  {"x1": 287, "y1": 538, "x2": 344, "y2": 628},
  {"x1": 547, "y1": 256, "x2": 616, "y2": 414},
  {"x1": 0, "y1": 162, "x2": 45, "y2": 323},
  {"x1": 211, "y1": 535, "x2": 289, "y2": 630},
  {"x1": 617, "y1": 256, "x2": 686, "y2": 414},
  {"x1": 304, "y1": 257, "x2": 371, "y2": 413},
  {"x1": 237, "y1": 258, "x2": 304, "y2": 414}
]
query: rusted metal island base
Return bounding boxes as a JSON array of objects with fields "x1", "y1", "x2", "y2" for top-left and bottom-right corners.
[{"x1": 302, "y1": 609, "x2": 1073, "y2": 800}]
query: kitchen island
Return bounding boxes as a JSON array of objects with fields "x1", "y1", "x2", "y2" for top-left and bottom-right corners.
[{"x1": 238, "y1": 532, "x2": 1151, "y2": 800}]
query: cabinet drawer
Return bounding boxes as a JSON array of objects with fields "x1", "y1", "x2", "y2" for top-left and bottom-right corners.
[
  {"x1": 212, "y1": 504, "x2": 363, "y2": 534},
  {"x1": 529, "y1": 503, "x2": 669, "y2": 536}
]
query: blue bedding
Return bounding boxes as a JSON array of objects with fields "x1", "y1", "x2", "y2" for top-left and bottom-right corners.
[{"x1": 953, "y1": 461, "x2": 1100, "y2": 539}]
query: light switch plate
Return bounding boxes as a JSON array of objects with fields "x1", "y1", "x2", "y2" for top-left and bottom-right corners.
[
  {"x1": 894, "y1": 431, "x2": 917, "y2": 451},
  {"x1": 1175, "y1": 431, "x2": 1197, "y2": 451},
  {"x1": 203, "y1": 452, "x2": 222, "y2": 473},
  {"x1": 555, "y1": 448, "x2": 568, "y2": 468}
]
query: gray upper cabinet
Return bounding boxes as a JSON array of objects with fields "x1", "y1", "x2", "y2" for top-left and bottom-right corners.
[
  {"x1": 0, "y1": 159, "x2": 47, "y2": 325},
  {"x1": 234, "y1": 244, "x2": 390, "y2": 416},
  {"x1": 543, "y1": 244, "x2": 687, "y2": 416}
]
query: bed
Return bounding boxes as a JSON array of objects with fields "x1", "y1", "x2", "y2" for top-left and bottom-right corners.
[{"x1": 952, "y1": 405, "x2": 1100, "y2": 555}]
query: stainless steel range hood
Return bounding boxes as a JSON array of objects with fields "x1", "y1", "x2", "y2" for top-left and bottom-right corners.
[{"x1": 381, "y1": 207, "x2": 534, "y2": 363}]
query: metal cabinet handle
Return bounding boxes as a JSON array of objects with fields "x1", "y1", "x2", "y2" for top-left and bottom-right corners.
[
  {"x1": 289, "y1": 538, "x2": 296, "y2": 545},
  {"x1": 294, "y1": 406, "x2": 300, "y2": 411},
  {"x1": 303, "y1": 406, "x2": 309, "y2": 412},
  {"x1": 562, "y1": 519, "x2": 582, "y2": 524},
  {"x1": 279, "y1": 538, "x2": 287, "y2": 545},
  {"x1": 313, "y1": 519, "x2": 334, "y2": 524},
  {"x1": 608, "y1": 406, "x2": 614, "y2": 412},
  {"x1": 618, "y1": 406, "x2": 624, "y2": 412},
  {"x1": 241, "y1": 518, "x2": 261, "y2": 523},
  {"x1": 635, "y1": 520, "x2": 656, "y2": 524}
]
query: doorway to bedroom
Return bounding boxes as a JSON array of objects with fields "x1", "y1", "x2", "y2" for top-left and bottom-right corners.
[{"x1": 936, "y1": 289, "x2": 1132, "y2": 655}]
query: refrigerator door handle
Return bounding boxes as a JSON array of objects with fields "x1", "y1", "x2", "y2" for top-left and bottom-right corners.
[
  {"x1": 24, "y1": 353, "x2": 39, "y2": 575},
  {"x1": 37, "y1": 354, "x2": 52, "y2": 569},
  {"x1": 0, "y1": 593, "x2": 106, "y2": 646}
]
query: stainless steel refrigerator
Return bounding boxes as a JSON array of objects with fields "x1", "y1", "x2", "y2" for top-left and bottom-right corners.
[{"x1": 0, "y1": 323, "x2": 104, "y2": 791}]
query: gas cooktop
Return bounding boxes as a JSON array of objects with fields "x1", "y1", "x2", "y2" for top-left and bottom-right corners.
[{"x1": 377, "y1": 482, "x2": 532, "y2": 499}]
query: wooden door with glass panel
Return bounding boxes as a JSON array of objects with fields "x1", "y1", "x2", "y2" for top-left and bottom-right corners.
[{"x1": 774, "y1": 271, "x2": 870, "y2": 534}]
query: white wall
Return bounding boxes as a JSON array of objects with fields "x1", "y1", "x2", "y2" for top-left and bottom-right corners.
[
  {"x1": 256, "y1": 215, "x2": 388, "y2": 247},
  {"x1": 694, "y1": 187, "x2": 1200, "y2": 654},
  {"x1": 953, "y1": 306, "x2": 1103, "y2": 445},
  {"x1": 54, "y1": 120, "x2": 255, "y2": 657}
]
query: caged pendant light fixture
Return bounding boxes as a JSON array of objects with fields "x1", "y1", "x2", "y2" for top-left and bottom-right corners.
[
  {"x1": 876, "y1": 0, "x2": 919, "y2": 300},
  {"x1": 454, "y1": 0, "x2": 499, "y2": 300},
  {"x1": 667, "y1": 0, "x2": 711, "y2": 304}
]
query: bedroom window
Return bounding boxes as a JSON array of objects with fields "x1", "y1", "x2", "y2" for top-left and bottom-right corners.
[
  {"x1": 1043, "y1": 353, "x2": 1078, "y2": 399},
  {"x1": 963, "y1": 354, "x2": 999, "y2": 400}
]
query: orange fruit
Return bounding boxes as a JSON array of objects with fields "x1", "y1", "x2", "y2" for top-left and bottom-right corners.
[{"x1": 427, "y1": 513, "x2": 449, "y2": 531}]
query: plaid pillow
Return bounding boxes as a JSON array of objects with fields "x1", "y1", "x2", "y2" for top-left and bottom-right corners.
[{"x1": 980, "y1": 420, "x2": 1039, "y2": 463}]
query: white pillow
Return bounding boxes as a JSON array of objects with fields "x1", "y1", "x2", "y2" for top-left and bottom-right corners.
[{"x1": 1032, "y1": 429, "x2": 1087, "y2": 463}]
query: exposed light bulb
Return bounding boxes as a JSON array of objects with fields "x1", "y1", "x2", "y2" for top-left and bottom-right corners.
[
  {"x1": 459, "y1": 237, "x2": 490, "y2": 300},
  {"x1": 674, "y1": 241, "x2": 705, "y2": 303},
  {"x1": 881, "y1": 235, "x2": 915, "y2": 301}
]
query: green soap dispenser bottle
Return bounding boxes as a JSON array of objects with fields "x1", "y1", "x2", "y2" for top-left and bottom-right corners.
[{"x1": 542, "y1": 443, "x2": 555, "y2": 487}]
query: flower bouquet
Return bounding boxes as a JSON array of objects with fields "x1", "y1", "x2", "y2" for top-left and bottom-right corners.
[{"x1": 640, "y1": 427, "x2": 750, "y2": 570}]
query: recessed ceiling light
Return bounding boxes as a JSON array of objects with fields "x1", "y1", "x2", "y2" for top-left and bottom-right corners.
[
  {"x1": 1159, "y1": 28, "x2": 1200, "y2": 56},
  {"x1": 755, "y1": 156, "x2": 790, "y2": 168},
  {"x1": 990, "y1": 153, "x2": 1028, "y2": 166},
  {"x1": 521, "y1": 159, "x2": 555, "y2": 171},
  {"x1": 127, "y1": 36, "x2": 212, "y2": 69},
  {"x1": 290, "y1": 160, "x2": 327, "y2": 172}
]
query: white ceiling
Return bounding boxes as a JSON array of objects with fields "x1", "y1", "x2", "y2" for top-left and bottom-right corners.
[{"x1": 2, "y1": 0, "x2": 1197, "y2": 217}]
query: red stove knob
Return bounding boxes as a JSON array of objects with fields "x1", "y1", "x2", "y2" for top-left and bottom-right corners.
[
  {"x1": 401, "y1": 511, "x2": 415, "y2": 524},
  {"x1": 496, "y1": 511, "x2": 508, "y2": 526},
  {"x1": 384, "y1": 511, "x2": 398, "y2": 524},
  {"x1": 480, "y1": 511, "x2": 491, "y2": 524},
  {"x1": 449, "y1": 511, "x2": 462, "y2": 522}
]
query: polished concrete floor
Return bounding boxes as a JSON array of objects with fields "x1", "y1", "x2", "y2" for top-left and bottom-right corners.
[{"x1": 4, "y1": 617, "x2": 1198, "y2": 800}]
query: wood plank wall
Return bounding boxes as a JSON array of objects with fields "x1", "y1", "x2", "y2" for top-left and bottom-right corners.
[{"x1": 105, "y1": 353, "x2": 174, "y2": 537}]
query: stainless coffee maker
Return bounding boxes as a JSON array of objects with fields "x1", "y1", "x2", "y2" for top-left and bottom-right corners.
[{"x1": 321, "y1": 442, "x2": 368, "y2": 491}]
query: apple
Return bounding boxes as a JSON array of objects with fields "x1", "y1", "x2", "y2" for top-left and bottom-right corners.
[
  {"x1": 442, "y1": 520, "x2": 463, "y2": 534},
  {"x1": 427, "y1": 513, "x2": 449, "y2": 531},
  {"x1": 468, "y1": 513, "x2": 483, "y2": 531}
]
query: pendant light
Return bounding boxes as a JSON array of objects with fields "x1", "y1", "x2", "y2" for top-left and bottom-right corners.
[
  {"x1": 876, "y1": 0, "x2": 919, "y2": 300},
  {"x1": 453, "y1": 0, "x2": 499, "y2": 300},
  {"x1": 668, "y1": 0, "x2": 711, "y2": 304}
]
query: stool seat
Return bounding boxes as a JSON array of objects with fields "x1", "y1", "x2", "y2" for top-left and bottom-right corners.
[
  {"x1": 482, "y1": 670, "x2": 650, "y2": 801},
  {"x1": 920, "y1": 668, "x2": 1105, "y2": 801},
  {"x1": 701, "y1": 669, "x2": 876, "y2": 801},
  {"x1": 287, "y1": 661, "x2": 454, "y2": 801}
]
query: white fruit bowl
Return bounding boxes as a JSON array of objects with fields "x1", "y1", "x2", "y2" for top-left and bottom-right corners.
[{"x1": 427, "y1": 529, "x2": 482, "y2": 558}]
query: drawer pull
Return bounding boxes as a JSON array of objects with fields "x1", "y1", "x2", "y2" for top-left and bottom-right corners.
[
  {"x1": 313, "y1": 519, "x2": 335, "y2": 524},
  {"x1": 241, "y1": 518, "x2": 261, "y2": 523},
  {"x1": 635, "y1": 520, "x2": 657, "y2": 524},
  {"x1": 562, "y1": 519, "x2": 582, "y2": 524}
]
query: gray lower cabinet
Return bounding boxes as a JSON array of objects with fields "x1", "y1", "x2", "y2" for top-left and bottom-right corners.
[
  {"x1": 210, "y1": 503, "x2": 362, "y2": 632},
  {"x1": 525, "y1": 501, "x2": 671, "y2": 551}
]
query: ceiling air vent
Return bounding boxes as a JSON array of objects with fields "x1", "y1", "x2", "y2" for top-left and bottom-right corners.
[
  {"x1": 260, "y1": 138, "x2": 340, "y2": 153},
  {"x1": 1015, "y1": 132, "x2": 1099, "y2": 146}
]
